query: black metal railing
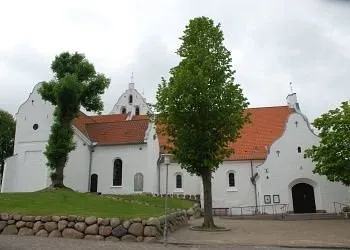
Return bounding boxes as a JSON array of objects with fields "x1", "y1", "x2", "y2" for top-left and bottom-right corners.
[
  {"x1": 230, "y1": 203, "x2": 289, "y2": 217},
  {"x1": 333, "y1": 201, "x2": 350, "y2": 214}
]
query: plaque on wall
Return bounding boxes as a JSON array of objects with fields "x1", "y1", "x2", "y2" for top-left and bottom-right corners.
[
  {"x1": 264, "y1": 195, "x2": 271, "y2": 204},
  {"x1": 273, "y1": 194, "x2": 280, "y2": 204}
]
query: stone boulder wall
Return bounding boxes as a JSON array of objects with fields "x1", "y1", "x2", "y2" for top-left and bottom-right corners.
[
  {"x1": 0, "y1": 207, "x2": 194, "y2": 242},
  {"x1": 186, "y1": 202, "x2": 202, "y2": 220}
]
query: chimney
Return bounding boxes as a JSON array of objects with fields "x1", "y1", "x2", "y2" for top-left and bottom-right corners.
[{"x1": 286, "y1": 93, "x2": 301, "y2": 112}]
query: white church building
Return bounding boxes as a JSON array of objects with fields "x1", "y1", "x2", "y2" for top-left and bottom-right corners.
[{"x1": 1, "y1": 81, "x2": 349, "y2": 214}]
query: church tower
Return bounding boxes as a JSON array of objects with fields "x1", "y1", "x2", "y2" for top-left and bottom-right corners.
[{"x1": 110, "y1": 74, "x2": 149, "y2": 118}]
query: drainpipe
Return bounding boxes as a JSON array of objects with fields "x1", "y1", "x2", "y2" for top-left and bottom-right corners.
[
  {"x1": 250, "y1": 160, "x2": 258, "y2": 214},
  {"x1": 87, "y1": 142, "x2": 97, "y2": 192},
  {"x1": 157, "y1": 154, "x2": 161, "y2": 195}
]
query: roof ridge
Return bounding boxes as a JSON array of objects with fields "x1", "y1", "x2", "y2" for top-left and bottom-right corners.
[
  {"x1": 247, "y1": 105, "x2": 289, "y2": 110},
  {"x1": 90, "y1": 113, "x2": 127, "y2": 118},
  {"x1": 77, "y1": 111, "x2": 95, "y2": 122},
  {"x1": 85, "y1": 118, "x2": 149, "y2": 127}
]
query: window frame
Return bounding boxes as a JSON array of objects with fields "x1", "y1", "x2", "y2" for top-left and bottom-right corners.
[
  {"x1": 228, "y1": 172, "x2": 235, "y2": 187},
  {"x1": 176, "y1": 174, "x2": 182, "y2": 189},
  {"x1": 226, "y1": 170, "x2": 238, "y2": 192},
  {"x1": 173, "y1": 172, "x2": 184, "y2": 193},
  {"x1": 112, "y1": 158, "x2": 123, "y2": 187}
]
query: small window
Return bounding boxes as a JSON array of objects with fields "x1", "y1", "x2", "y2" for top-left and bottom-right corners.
[
  {"x1": 135, "y1": 106, "x2": 140, "y2": 115},
  {"x1": 113, "y1": 159, "x2": 122, "y2": 186},
  {"x1": 33, "y1": 124, "x2": 39, "y2": 130},
  {"x1": 297, "y1": 146, "x2": 301, "y2": 153},
  {"x1": 229, "y1": 173, "x2": 235, "y2": 187},
  {"x1": 121, "y1": 107, "x2": 126, "y2": 114},
  {"x1": 129, "y1": 94, "x2": 133, "y2": 104},
  {"x1": 176, "y1": 174, "x2": 182, "y2": 189}
]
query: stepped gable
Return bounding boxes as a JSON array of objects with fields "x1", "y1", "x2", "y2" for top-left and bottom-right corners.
[{"x1": 158, "y1": 106, "x2": 293, "y2": 160}]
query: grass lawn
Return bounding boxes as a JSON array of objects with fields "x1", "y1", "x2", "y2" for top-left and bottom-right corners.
[
  {"x1": 108, "y1": 194, "x2": 194, "y2": 210},
  {"x1": 0, "y1": 189, "x2": 194, "y2": 219}
]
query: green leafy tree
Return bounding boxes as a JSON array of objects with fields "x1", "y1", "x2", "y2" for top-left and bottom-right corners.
[
  {"x1": 155, "y1": 17, "x2": 249, "y2": 229},
  {"x1": 305, "y1": 101, "x2": 350, "y2": 186},
  {"x1": 0, "y1": 109, "x2": 16, "y2": 179},
  {"x1": 39, "y1": 52, "x2": 110, "y2": 188}
]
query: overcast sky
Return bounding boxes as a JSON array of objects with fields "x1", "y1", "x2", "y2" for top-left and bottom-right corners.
[{"x1": 0, "y1": 0, "x2": 349, "y2": 122}]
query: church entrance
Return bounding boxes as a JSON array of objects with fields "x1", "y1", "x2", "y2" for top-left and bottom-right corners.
[
  {"x1": 90, "y1": 174, "x2": 98, "y2": 193},
  {"x1": 292, "y1": 183, "x2": 316, "y2": 213}
]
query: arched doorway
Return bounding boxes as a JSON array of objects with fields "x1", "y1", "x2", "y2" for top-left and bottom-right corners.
[
  {"x1": 292, "y1": 183, "x2": 316, "y2": 213},
  {"x1": 90, "y1": 174, "x2": 98, "y2": 193}
]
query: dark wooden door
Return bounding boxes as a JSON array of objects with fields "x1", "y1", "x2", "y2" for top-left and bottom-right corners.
[
  {"x1": 292, "y1": 183, "x2": 316, "y2": 213},
  {"x1": 90, "y1": 174, "x2": 98, "y2": 193}
]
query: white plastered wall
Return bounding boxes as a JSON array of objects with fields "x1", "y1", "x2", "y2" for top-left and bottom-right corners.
[{"x1": 257, "y1": 112, "x2": 350, "y2": 213}]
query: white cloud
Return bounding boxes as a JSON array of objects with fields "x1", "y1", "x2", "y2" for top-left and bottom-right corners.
[{"x1": 0, "y1": 0, "x2": 349, "y2": 122}]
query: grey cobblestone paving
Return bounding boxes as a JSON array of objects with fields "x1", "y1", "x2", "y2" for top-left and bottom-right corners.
[
  {"x1": 167, "y1": 218, "x2": 350, "y2": 249},
  {"x1": 0, "y1": 235, "x2": 329, "y2": 250}
]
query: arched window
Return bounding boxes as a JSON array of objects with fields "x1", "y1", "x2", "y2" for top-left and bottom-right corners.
[
  {"x1": 134, "y1": 173, "x2": 144, "y2": 192},
  {"x1": 176, "y1": 174, "x2": 182, "y2": 189},
  {"x1": 129, "y1": 94, "x2": 133, "y2": 104},
  {"x1": 229, "y1": 173, "x2": 235, "y2": 187},
  {"x1": 297, "y1": 146, "x2": 301, "y2": 153},
  {"x1": 135, "y1": 106, "x2": 140, "y2": 115},
  {"x1": 121, "y1": 107, "x2": 126, "y2": 114},
  {"x1": 113, "y1": 159, "x2": 122, "y2": 186}
]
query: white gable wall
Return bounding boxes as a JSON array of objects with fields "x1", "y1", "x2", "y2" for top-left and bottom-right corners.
[
  {"x1": 13, "y1": 83, "x2": 54, "y2": 155},
  {"x1": 257, "y1": 112, "x2": 350, "y2": 213},
  {"x1": 2, "y1": 83, "x2": 53, "y2": 192},
  {"x1": 110, "y1": 84, "x2": 149, "y2": 116}
]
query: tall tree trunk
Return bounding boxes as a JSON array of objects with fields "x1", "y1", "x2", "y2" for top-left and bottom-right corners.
[
  {"x1": 201, "y1": 170, "x2": 216, "y2": 229},
  {"x1": 52, "y1": 157, "x2": 65, "y2": 188}
]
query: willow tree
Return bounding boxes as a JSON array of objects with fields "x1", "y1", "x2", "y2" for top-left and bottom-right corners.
[
  {"x1": 39, "y1": 52, "x2": 110, "y2": 188},
  {"x1": 155, "y1": 17, "x2": 249, "y2": 229}
]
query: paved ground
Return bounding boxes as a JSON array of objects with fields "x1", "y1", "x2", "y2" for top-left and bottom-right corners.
[
  {"x1": 0, "y1": 235, "x2": 329, "y2": 250},
  {"x1": 168, "y1": 217, "x2": 350, "y2": 248},
  {"x1": 1, "y1": 218, "x2": 349, "y2": 249}
]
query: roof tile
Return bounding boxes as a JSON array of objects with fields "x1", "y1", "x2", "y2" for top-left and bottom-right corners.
[
  {"x1": 158, "y1": 106, "x2": 292, "y2": 160},
  {"x1": 72, "y1": 113, "x2": 149, "y2": 145}
]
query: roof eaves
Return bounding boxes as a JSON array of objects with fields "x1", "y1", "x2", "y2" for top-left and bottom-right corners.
[{"x1": 95, "y1": 141, "x2": 147, "y2": 146}]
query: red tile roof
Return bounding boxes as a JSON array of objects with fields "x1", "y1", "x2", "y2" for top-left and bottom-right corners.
[
  {"x1": 90, "y1": 114, "x2": 127, "y2": 123},
  {"x1": 227, "y1": 106, "x2": 292, "y2": 160},
  {"x1": 158, "y1": 106, "x2": 293, "y2": 161},
  {"x1": 73, "y1": 112, "x2": 95, "y2": 136},
  {"x1": 85, "y1": 119, "x2": 149, "y2": 145},
  {"x1": 72, "y1": 113, "x2": 149, "y2": 145},
  {"x1": 72, "y1": 105, "x2": 292, "y2": 157}
]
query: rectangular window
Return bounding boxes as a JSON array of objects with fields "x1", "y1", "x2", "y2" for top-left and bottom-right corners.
[
  {"x1": 229, "y1": 173, "x2": 235, "y2": 187},
  {"x1": 113, "y1": 159, "x2": 122, "y2": 186},
  {"x1": 176, "y1": 174, "x2": 182, "y2": 189}
]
